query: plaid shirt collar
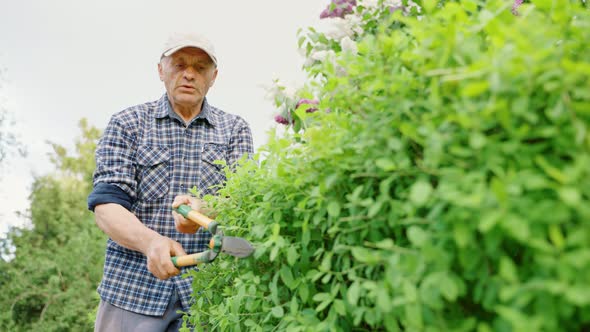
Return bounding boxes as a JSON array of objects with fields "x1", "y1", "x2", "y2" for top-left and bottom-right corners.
[{"x1": 153, "y1": 94, "x2": 218, "y2": 127}]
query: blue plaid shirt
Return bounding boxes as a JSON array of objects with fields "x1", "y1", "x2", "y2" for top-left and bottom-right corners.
[{"x1": 90, "y1": 94, "x2": 254, "y2": 316}]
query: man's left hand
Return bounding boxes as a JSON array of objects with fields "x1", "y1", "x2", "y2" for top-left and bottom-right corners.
[{"x1": 171, "y1": 195, "x2": 216, "y2": 234}]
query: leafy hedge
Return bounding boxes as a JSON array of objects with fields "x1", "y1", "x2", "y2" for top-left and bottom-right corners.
[{"x1": 184, "y1": 1, "x2": 590, "y2": 331}]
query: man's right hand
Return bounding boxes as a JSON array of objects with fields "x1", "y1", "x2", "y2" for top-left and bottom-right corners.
[
  {"x1": 143, "y1": 234, "x2": 187, "y2": 280},
  {"x1": 94, "y1": 203, "x2": 188, "y2": 280}
]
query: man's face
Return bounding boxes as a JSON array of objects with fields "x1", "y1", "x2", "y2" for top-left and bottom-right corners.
[{"x1": 158, "y1": 47, "x2": 218, "y2": 108}]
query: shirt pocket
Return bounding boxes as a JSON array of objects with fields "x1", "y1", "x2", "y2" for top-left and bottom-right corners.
[
  {"x1": 136, "y1": 145, "x2": 170, "y2": 201},
  {"x1": 200, "y1": 143, "x2": 228, "y2": 194}
]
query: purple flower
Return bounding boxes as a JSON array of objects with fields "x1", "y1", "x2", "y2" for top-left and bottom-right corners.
[
  {"x1": 320, "y1": 0, "x2": 356, "y2": 19},
  {"x1": 389, "y1": 5, "x2": 404, "y2": 13},
  {"x1": 511, "y1": 0, "x2": 524, "y2": 16},
  {"x1": 274, "y1": 115, "x2": 290, "y2": 125},
  {"x1": 296, "y1": 98, "x2": 318, "y2": 107},
  {"x1": 296, "y1": 98, "x2": 319, "y2": 113}
]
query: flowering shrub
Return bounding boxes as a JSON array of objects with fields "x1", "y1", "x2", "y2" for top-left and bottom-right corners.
[
  {"x1": 320, "y1": 0, "x2": 357, "y2": 19},
  {"x1": 184, "y1": 1, "x2": 590, "y2": 331},
  {"x1": 271, "y1": 0, "x2": 419, "y2": 129}
]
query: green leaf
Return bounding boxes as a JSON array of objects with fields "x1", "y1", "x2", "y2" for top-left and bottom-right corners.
[
  {"x1": 270, "y1": 245, "x2": 280, "y2": 262},
  {"x1": 403, "y1": 281, "x2": 418, "y2": 302},
  {"x1": 461, "y1": 0, "x2": 478, "y2": 12},
  {"x1": 327, "y1": 201, "x2": 341, "y2": 218},
  {"x1": 501, "y1": 215, "x2": 530, "y2": 242},
  {"x1": 440, "y1": 274, "x2": 459, "y2": 301},
  {"x1": 405, "y1": 303, "x2": 423, "y2": 329},
  {"x1": 273, "y1": 210, "x2": 282, "y2": 223},
  {"x1": 316, "y1": 299, "x2": 332, "y2": 312},
  {"x1": 347, "y1": 281, "x2": 360, "y2": 306},
  {"x1": 499, "y1": 257, "x2": 518, "y2": 284},
  {"x1": 272, "y1": 223, "x2": 280, "y2": 237},
  {"x1": 313, "y1": 292, "x2": 332, "y2": 302},
  {"x1": 453, "y1": 222, "x2": 471, "y2": 248},
  {"x1": 320, "y1": 252, "x2": 333, "y2": 271},
  {"x1": 333, "y1": 299, "x2": 346, "y2": 315},
  {"x1": 478, "y1": 211, "x2": 502, "y2": 233},
  {"x1": 374, "y1": 238, "x2": 395, "y2": 250},
  {"x1": 280, "y1": 266, "x2": 297, "y2": 290},
  {"x1": 299, "y1": 283, "x2": 310, "y2": 302},
  {"x1": 302, "y1": 228, "x2": 310, "y2": 246},
  {"x1": 244, "y1": 319, "x2": 257, "y2": 328},
  {"x1": 367, "y1": 199, "x2": 383, "y2": 218},
  {"x1": 407, "y1": 226, "x2": 429, "y2": 248},
  {"x1": 290, "y1": 296, "x2": 299, "y2": 314},
  {"x1": 462, "y1": 80, "x2": 489, "y2": 97},
  {"x1": 409, "y1": 180, "x2": 432, "y2": 206},
  {"x1": 535, "y1": 156, "x2": 567, "y2": 184},
  {"x1": 565, "y1": 285, "x2": 590, "y2": 305},
  {"x1": 271, "y1": 306, "x2": 284, "y2": 318},
  {"x1": 469, "y1": 132, "x2": 487, "y2": 149},
  {"x1": 377, "y1": 290, "x2": 392, "y2": 311},
  {"x1": 287, "y1": 246, "x2": 298, "y2": 266},
  {"x1": 495, "y1": 306, "x2": 531, "y2": 331},
  {"x1": 384, "y1": 313, "x2": 401, "y2": 332},
  {"x1": 548, "y1": 224, "x2": 565, "y2": 250},
  {"x1": 351, "y1": 247, "x2": 379, "y2": 264},
  {"x1": 558, "y1": 187, "x2": 581, "y2": 206},
  {"x1": 375, "y1": 158, "x2": 397, "y2": 171},
  {"x1": 423, "y1": 0, "x2": 437, "y2": 13}
]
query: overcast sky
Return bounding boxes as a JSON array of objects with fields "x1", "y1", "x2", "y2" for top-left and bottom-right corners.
[{"x1": 0, "y1": 0, "x2": 328, "y2": 234}]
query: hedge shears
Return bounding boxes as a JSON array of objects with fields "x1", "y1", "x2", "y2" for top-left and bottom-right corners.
[{"x1": 170, "y1": 204, "x2": 254, "y2": 267}]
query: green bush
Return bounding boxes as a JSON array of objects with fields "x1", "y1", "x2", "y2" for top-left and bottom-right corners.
[{"x1": 184, "y1": 1, "x2": 590, "y2": 331}]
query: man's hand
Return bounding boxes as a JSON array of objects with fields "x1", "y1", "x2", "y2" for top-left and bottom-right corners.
[
  {"x1": 172, "y1": 195, "x2": 217, "y2": 234},
  {"x1": 144, "y1": 234, "x2": 187, "y2": 280},
  {"x1": 95, "y1": 203, "x2": 186, "y2": 280}
]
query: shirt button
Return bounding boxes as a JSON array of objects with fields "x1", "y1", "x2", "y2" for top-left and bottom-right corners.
[{"x1": 180, "y1": 184, "x2": 185, "y2": 189}]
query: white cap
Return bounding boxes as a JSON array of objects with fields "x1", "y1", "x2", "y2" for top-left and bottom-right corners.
[{"x1": 160, "y1": 32, "x2": 218, "y2": 66}]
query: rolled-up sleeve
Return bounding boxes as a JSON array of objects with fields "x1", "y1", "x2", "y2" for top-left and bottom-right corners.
[
  {"x1": 88, "y1": 115, "x2": 138, "y2": 210},
  {"x1": 227, "y1": 116, "x2": 254, "y2": 167},
  {"x1": 87, "y1": 182, "x2": 132, "y2": 211}
]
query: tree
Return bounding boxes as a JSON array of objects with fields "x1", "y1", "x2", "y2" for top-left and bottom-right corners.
[{"x1": 0, "y1": 119, "x2": 105, "y2": 331}]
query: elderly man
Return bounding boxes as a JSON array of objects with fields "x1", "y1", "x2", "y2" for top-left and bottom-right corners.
[{"x1": 87, "y1": 32, "x2": 254, "y2": 331}]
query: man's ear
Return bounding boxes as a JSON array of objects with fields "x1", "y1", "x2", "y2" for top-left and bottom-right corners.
[
  {"x1": 158, "y1": 62, "x2": 164, "y2": 81},
  {"x1": 209, "y1": 69, "x2": 218, "y2": 87}
]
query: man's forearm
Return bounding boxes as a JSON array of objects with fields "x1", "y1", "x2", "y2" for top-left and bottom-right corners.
[{"x1": 94, "y1": 203, "x2": 160, "y2": 254}]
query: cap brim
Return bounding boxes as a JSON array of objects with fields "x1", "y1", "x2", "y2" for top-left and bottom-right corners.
[{"x1": 162, "y1": 45, "x2": 217, "y2": 66}]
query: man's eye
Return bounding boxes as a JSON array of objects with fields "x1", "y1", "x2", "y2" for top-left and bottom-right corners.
[{"x1": 175, "y1": 64, "x2": 185, "y2": 69}]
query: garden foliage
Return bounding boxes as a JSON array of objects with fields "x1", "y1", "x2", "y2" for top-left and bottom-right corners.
[
  {"x1": 185, "y1": 0, "x2": 590, "y2": 331},
  {"x1": 0, "y1": 120, "x2": 105, "y2": 331}
]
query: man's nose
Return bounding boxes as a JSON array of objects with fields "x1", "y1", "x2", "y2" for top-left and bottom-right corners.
[{"x1": 183, "y1": 66, "x2": 197, "y2": 80}]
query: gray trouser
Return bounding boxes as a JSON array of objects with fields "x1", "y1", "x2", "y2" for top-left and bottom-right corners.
[{"x1": 94, "y1": 291, "x2": 184, "y2": 332}]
